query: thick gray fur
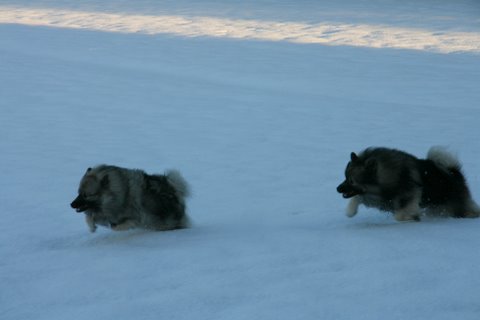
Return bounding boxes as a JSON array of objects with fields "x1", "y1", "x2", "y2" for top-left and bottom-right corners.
[
  {"x1": 71, "y1": 165, "x2": 191, "y2": 232},
  {"x1": 337, "y1": 146, "x2": 479, "y2": 221}
]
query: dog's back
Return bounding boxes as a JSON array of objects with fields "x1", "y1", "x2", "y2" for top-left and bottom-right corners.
[
  {"x1": 140, "y1": 171, "x2": 190, "y2": 230},
  {"x1": 358, "y1": 147, "x2": 422, "y2": 193}
]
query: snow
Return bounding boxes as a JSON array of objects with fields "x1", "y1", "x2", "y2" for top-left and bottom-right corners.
[
  {"x1": 2, "y1": 6, "x2": 480, "y2": 53},
  {"x1": 1, "y1": 1, "x2": 480, "y2": 319}
]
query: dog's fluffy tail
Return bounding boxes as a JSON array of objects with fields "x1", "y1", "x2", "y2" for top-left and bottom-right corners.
[
  {"x1": 427, "y1": 146, "x2": 461, "y2": 170},
  {"x1": 427, "y1": 146, "x2": 480, "y2": 218},
  {"x1": 166, "y1": 169, "x2": 191, "y2": 199}
]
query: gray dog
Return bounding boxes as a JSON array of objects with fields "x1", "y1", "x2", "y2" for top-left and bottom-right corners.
[
  {"x1": 337, "y1": 147, "x2": 480, "y2": 221},
  {"x1": 71, "y1": 165, "x2": 190, "y2": 232}
]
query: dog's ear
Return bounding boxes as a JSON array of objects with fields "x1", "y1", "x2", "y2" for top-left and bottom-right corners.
[
  {"x1": 101, "y1": 175, "x2": 109, "y2": 187},
  {"x1": 350, "y1": 152, "x2": 359, "y2": 162}
]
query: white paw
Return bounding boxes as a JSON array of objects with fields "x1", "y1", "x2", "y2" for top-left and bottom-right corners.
[
  {"x1": 85, "y1": 215, "x2": 97, "y2": 233},
  {"x1": 346, "y1": 209, "x2": 357, "y2": 218},
  {"x1": 346, "y1": 197, "x2": 359, "y2": 217}
]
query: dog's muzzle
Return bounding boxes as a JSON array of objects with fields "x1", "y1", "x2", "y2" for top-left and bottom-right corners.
[
  {"x1": 70, "y1": 195, "x2": 89, "y2": 213},
  {"x1": 336, "y1": 181, "x2": 361, "y2": 199}
]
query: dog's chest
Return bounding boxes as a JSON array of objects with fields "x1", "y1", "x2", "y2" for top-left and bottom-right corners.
[{"x1": 360, "y1": 194, "x2": 394, "y2": 211}]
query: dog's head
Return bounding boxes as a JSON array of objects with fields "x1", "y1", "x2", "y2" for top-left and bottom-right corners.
[
  {"x1": 70, "y1": 167, "x2": 109, "y2": 213},
  {"x1": 337, "y1": 152, "x2": 377, "y2": 198}
]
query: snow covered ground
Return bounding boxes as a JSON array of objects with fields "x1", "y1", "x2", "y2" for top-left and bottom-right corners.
[{"x1": 1, "y1": 1, "x2": 480, "y2": 319}]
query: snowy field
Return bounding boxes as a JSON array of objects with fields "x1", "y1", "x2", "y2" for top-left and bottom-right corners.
[{"x1": 1, "y1": 1, "x2": 480, "y2": 319}]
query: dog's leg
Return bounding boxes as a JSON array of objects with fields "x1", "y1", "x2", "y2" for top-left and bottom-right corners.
[
  {"x1": 394, "y1": 194, "x2": 421, "y2": 222},
  {"x1": 111, "y1": 219, "x2": 137, "y2": 231},
  {"x1": 85, "y1": 215, "x2": 97, "y2": 233},
  {"x1": 394, "y1": 211, "x2": 420, "y2": 222},
  {"x1": 465, "y1": 211, "x2": 480, "y2": 218},
  {"x1": 346, "y1": 196, "x2": 360, "y2": 217},
  {"x1": 454, "y1": 199, "x2": 480, "y2": 218},
  {"x1": 465, "y1": 202, "x2": 480, "y2": 218}
]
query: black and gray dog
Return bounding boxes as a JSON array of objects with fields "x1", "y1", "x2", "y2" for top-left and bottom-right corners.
[
  {"x1": 337, "y1": 147, "x2": 479, "y2": 221},
  {"x1": 71, "y1": 165, "x2": 190, "y2": 232}
]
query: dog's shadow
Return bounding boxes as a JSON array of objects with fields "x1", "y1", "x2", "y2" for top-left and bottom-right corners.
[
  {"x1": 45, "y1": 228, "x2": 187, "y2": 251},
  {"x1": 83, "y1": 229, "x2": 155, "y2": 246},
  {"x1": 347, "y1": 214, "x2": 461, "y2": 230}
]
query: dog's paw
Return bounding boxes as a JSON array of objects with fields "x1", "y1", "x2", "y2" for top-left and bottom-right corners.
[
  {"x1": 346, "y1": 197, "x2": 359, "y2": 217},
  {"x1": 85, "y1": 215, "x2": 97, "y2": 232},
  {"x1": 346, "y1": 208, "x2": 357, "y2": 218},
  {"x1": 394, "y1": 212, "x2": 420, "y2": 222},
  {"x1": 464, "y1": 211, "x2": 480, "y2": 218}
]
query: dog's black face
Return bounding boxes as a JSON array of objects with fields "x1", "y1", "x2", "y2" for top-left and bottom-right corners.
[
  {"x1": 70, "y1": 193, "x2": 100, "y2": 213},
  {"x1": 337, "y1": 152, "x2": 376, "y2": 198},
  {"x1": 71, "y1": 168, "x2": 108, "y2": 213},
  {"x1": 337, "y1": 179, "x2": 364, "y2": 198}
]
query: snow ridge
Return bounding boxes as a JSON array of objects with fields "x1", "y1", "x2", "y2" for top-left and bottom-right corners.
[{"x1": 1, "y1": 6, "x2": 480, "y2": 53}]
